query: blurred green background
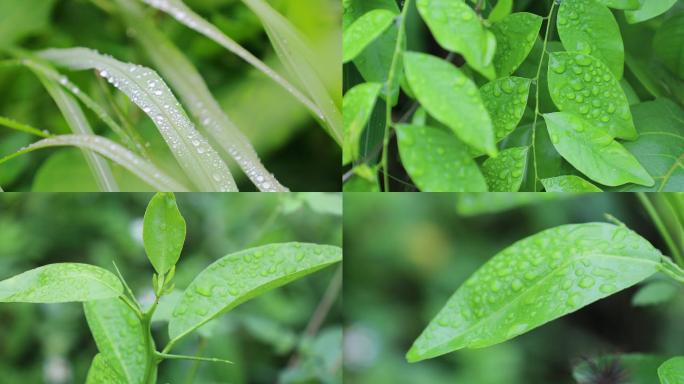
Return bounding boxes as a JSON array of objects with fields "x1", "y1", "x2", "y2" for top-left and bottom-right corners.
[
  {"x1": 343, "y1": 193, "x2": 684, "y2": 383},
  {"x1": 0, "y1": 192, "x2": 342, "y2": 383},
  {"x1": 0, "y1": 0, "x2": 341, "y2": 191}
]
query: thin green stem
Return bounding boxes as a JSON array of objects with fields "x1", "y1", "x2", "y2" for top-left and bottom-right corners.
[
  {"x1": 638, "y1": 193, "x2": 684, "y2": 265},
  {"x1": 381, "y1": 0, "x2": 412, "y2": 192},
  {"x1": 112, "y1": 261, "x2": 143, "y2": 313},
  {"x1": 659, "y1": 257, "x2": 684, "y2": 284},
  {"x1": 530, "y1": 1, "x2": 557, "y2": 191},
  {"x1": 156, "y1": 352, "x2": 233, "y2": 365},
  {"x1": 0, "y1": 115, "x2": 52, "y2": 138},
  {"x1": 142, "y1": 295, "x2": 160, "y2": 384}
]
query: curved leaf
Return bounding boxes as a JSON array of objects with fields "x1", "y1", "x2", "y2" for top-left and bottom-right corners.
[
  {"x1": 169, "y1": 243, "x2": 342, "y2": 341},
  {"x1": 84, "y1": 298, "x2": 147, "y2": 384},
  {"x1": 403, "y1": 52, "x2": 496, "y2": 156},
  {"x1": 343, "y1": 10, "x2": 395, "y2": 63},
  {"x1": 659, "y1": 356, "x2": 684, "y2": 384},
  {"x1": 542, "y1": 175, "x2": 603, "y2": 191},
  {"x1": 491, "y1": 12, "x2": 543, "y2": 78},
  {"x1": 416, "y1": 0, "x2": 495, "y2": 79},
  {"x1": 558, "y1": 0, "x2": 624, "y2": 79},
  {"x1": 39, "y1": 47, "x2": 237, "y2": 191},
  {"x1": 343, "y1": 82, "x2": 382, "y2": 165},
  {"x1": 597, "y1": 0, "x2": 641, "y2": 9},
  {"x1": 625, "y1": 0, "x2": 678, "y2": 24},
  {"x1": 480, "y1": 77, "x2": 531, "y2": 142},
  {"x1": 407, "y1": 223, "x2": 662, "y2": 362},
  {"x1": 0, "y1": 263, "x2": 123, "y2": 303},
  {"x1": 395, "y1": 124, "x2": 488, "y2": 192},
  {"x1": 653, "y1": 12, "x2": 684, "y2": 80},
  {"x1": 544, "y1": 112, "x2": 654, "y2": 187},
  {"x1": 548, "y1": 52, "x2": 637, "y2": 139},
  {"x1": 86, "y1": 354, "x2": 125, "y2": 384},
  {"x1": 143, "y1": 193, "x2": 186, "y2": 275},
  {"x1": 488, "y1": 0, "x2": 512, "y2": 23},
  {"x1": 482, "y1": 147, "x2": 528, "y2": 192}
]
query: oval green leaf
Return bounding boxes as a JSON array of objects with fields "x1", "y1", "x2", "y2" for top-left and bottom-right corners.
[
  {"x1": 541, "y1": 175, "x2": 603, "y2": 191},
  {"x1": 544, "y1": 112, "x2": 654, "y2": 187},
  {"x1": 548, "y1": 52, "x2": 637, "y2": 139},
  {"x1": 659, "y1": 356, "x2": 684, "y2": 384},
  {"x1": 0, "y1": 263, "x2": 123, "y2": 303},
  {"x1": 488, "y1": 0, "x2": 512, "y2": 23},
  {"x1": 653, "y1": 12, "x2": 684, "y2": 80},
  {"x1": 407, "y1": 222, "x2": 662, "y2": 362},
  {"x1": 597, "y1": 0, "x2": 641, "y2": 10},
  {"x1": 343, "y1": 82, "x2": 382, "y2": 165},
  {"x1": 480, "y1": 77, "x2": 531, "y2": 142},
  {"x1": 403, "y1": 52, "x2": 496, "y2": 156},
  {"x1": 343, "y1": 10, "x2": 395, "y2": 63},
  {"x1": 169, "y1": 242, "x2": 342, "y2": 340},
  {"x1": 491, "y1": 12, "x2": 543, "y2": 78},
  {"x1": 558, "y1": 0, "x2": 624, "y2": 79},
  {"x1": 143, "y1": 192, "x2": 187, "y2": 275},
  {"x1": 482, "y1": 147, "x2": 528, "y2": 192},
  {"x1": 395, "y1": 124, "x2": 488, "y2": 192},
  {"x1": 86, "y1": 354, "x2": 125, "y2": 384},
  {"x1": 416, "y1": 0, "x2": 495, "y2": 79},
  {"x1": 625, "y1": 0, "x2": 678, "y2": 24},
  {"x1": 84, "y1": 298, "x2": 147, "y2": 384}
]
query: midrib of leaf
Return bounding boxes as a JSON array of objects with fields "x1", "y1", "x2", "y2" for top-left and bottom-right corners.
[
  {"x1": 114, "y1": 0, "x2": 287, "y2": 192},
  {"x1": 39, "y1": 47, "x2": 237, "y2": 192},
  {"x1": 0, "y1": 134, "x2": 189, "y2": 191}
]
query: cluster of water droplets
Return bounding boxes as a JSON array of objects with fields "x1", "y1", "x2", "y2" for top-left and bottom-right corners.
[
  {"x1": 491, "y1": 14, "x2": 541, "y2": 76},
  {"x1": 481, "y1": 77, "x2": 531, "y2": 141},
  {"x1": 482, "y1": 147, "x2": 528, "y2": 191}
]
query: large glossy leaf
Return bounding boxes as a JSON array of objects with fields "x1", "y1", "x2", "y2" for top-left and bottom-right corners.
[
  {"x1": 481, "y1": 147, "x2": 528, "y2": 192},
  {"x1": 343, "y1": 10, "x2": 395, "y2": 63},
  {"x1": 0, "y1": 263, "x2": 123, "y2": 303},
  {"x1": 659, "y1": 357, "x2": 684, "y2": 384},
  {"x1": 143, "y1": 193, "x2": 186, "y2": 275},
  {"x1": 557, "y1": 0, "x2": 624, "y2": 79},
  {"x1": 407, "y1": 223, "x2": 662, "y2": 362},
  {"x1": 169, "y1": 243, "x2": 342, "y2": 341},
  {"x1": 395, "y1": 124, "x2": 488, "y2": 192},
  {"x1": 625, "y1": 0, "x2": 678, "y2": 24},
  {"x1": 490, "y1": 12, "x2": 543, "y2": 78},
  {"x1": 343, "y1": 82, "x2": 382, "y2": 165},
  {"x1": 84, "y1": 298, "x2": 147, "y2": 384},
  {"x1": 619, "y1": 99, "x2": 684, "y2": 191},
  {"x1": 85, "y1": 354, "x2": 125, "y2": 384},
  {"x1": 653, "y1": 12, "x2": 684, "y2": 80},
  {"x1": 597, "y1": 0, "x2": 641, "y2": 9},
  {"x1": 541, "y1": 175, "x2": 603, "y2": 191},
  {"x1": 548, "y1": 52, "x2": 636, "y2": 139},
  {"x1": 544, "y1": 112, "x2": 654, "y2": 187},
  {"x1": 403, "y1": 52, "x2": 496, "y2": 156},
  {"x1": 480, "y1": 77, "x2": 531, "y2": 142},
  {"x1": 416, "y1": 0, "x2": 495, "y2": 79}
]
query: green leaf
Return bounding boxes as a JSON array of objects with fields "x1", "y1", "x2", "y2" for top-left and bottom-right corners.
[
  {"x1": 480, "y1": 77, "x2": 531, "y2": 143},
  {"x1": 84, "y1": 298, "x2": 147, "y2": 384},
  {"x1": 482, "y1": 147, "x2": 528, "y2": 192},
  {"x1": 491, "y1": 12, "x2": 543, "y2": 78},
  {"x1": 395, "y1": 124, "x2": 487, "y2": 192},
  {"x1": 617, "y1": 99, "x2": 684, "y2": 192},
  {"x1": 596, "y1": 0, "x2": 641, "y2": 10},
  {"x1": 574, "y1": 354, "x2": 667, "y2": 384},
  {"x1": 343, "y1": 0, "x2": 399, "y2": 28},
  {"x1": 407, "y1": 222, "x2": 662, "y2": 362},
  {"x1": 143, "y1": 193, "x2": 187, "y2": 275},
  {"x1": 416, "y1": 0, "x2": 496, "y2": 79},
  {"x1": 343, "y1": 82, "x2": 382, "y2": 164},
  {"x1": 343, "y1": 165, "x2": 380, "y2": 192},
  {"x1": 548, "y1": 52, "x2": 637, "y2": 140},
  {"x1": 632, "y1": 280, "x2": 679, "y2": 306},
  {"x1": 557, "y1": 0, "x2": 624, "y2": 79},
  {"x1": 343, "y1": 10, "x2": 396, "y2": 63},
  {"x1": 456, "y1": 193, "x2": 573, "y2": 216},
  {"x1": 0, "y1": 0, "x2": 55, "y2": 48},
  {"x1": 403, "y1": 52, "x2": 496, "y2": 156},
  {"x1": 544, "y1": 112, "x2": 654, "y2": 187},
  {"x1": 541, "y1": 175, "x2": 603, "y2": 191},
  {"x1": 659, "y1": 356, "x2": 684, "y2": 384},
  {"x1": 626, "y1": 0, "x2": 678, "y2": 24},
  {"x1": 85, "y1": 354, "x2": 125, "y2": 384},
  {"x1": 488, "y1": 0, "x2": 512, "y2": 23},
  {"x1": 301, "y1": 193, "x2": 342, "y2": 216},
  {"x1": 653, "y1": 12, "x2": 684, "y2": 80},
  {"x1": 0, "y1": 263, "x2": 123, "y2": 303},
  {"x1": 169, "y1": 243, "x2": 341, "y2": 341}
]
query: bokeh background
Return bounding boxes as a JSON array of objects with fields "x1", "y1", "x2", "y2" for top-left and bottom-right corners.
[
  {"x1": 343, "y1": 193, "x2": 684, "y2": 383},
  {"x1": 0, "y1": 192, "x2": 342, "y2": 383},
  {"x1": 0, "y1": 0, "x2": 341, "y2": 191}
]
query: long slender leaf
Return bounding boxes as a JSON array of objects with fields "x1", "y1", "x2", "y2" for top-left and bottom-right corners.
[
  {"x1": 114, "y1": 0, "x2": 287, "y2": 191},
  {"x1": 39, "y1": 47, "x2": 237, "y2": 191},
  {"x1": 0, "y1": 115, "x2": 51, "y2": 137},
  {"x1": 0, "y1": 134, "x2": 189, "y2": 191}
]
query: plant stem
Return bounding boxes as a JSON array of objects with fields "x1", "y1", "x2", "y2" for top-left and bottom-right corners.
[
  {"x1": 659, "y1": 257, "x2": 684, "y2": 284},
  {"x1": 638, "y1": 193, "x2": 684, "y2": 265},
  {"x1": 530, "y1": 1, "x2": 557, "y2": 191},
  {"x1": 381, "y1": 0, "x2": 412, "y2": 192},
  {"x1": 156, "y1": 352, "x2": 233, "y2": 365},
  {"x1": 142, "y1": 295, "x2": 160, "y2": 384}
]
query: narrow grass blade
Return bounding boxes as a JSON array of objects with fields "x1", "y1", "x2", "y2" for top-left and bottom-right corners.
[
  {"x1": 241, "y1": 0, "x2": 343, "y2": 144},
  {"x1": 39, "y1": 47, "x2": 237, "y2": 191},
  {"x1": 0, "y1": 115, "x2": 51, "y2": 137},
  {"x1": 115, "y1": 0, "x2": 287, "y2": 191},
  {"x1": 0, "y1": 134, "x2": 189, "y2": 191}
]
